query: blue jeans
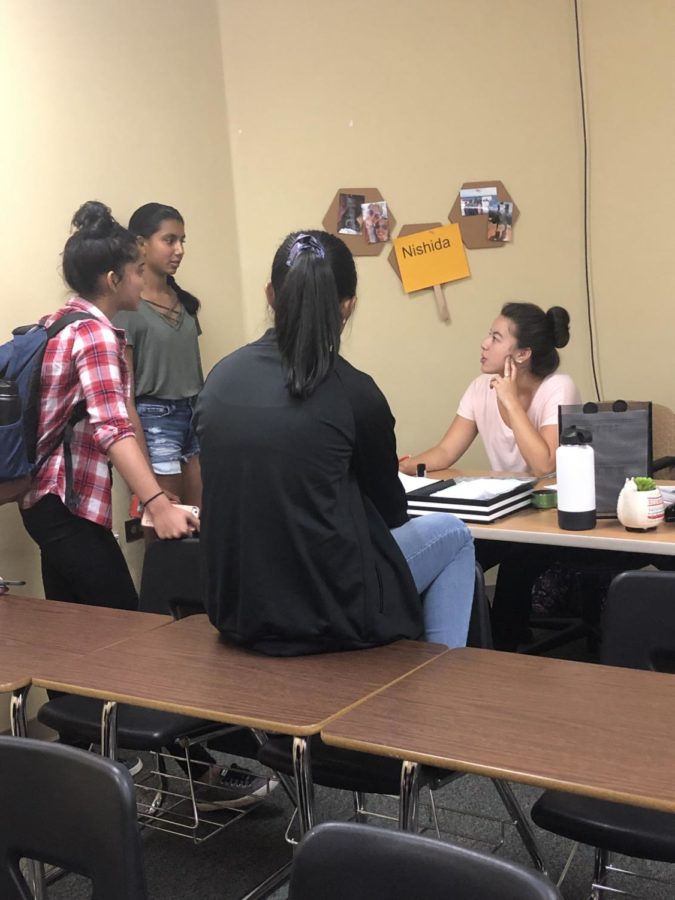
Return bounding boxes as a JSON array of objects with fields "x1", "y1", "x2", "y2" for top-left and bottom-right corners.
[
  {"x1": 136, "y1": 396, "x2": 199, "y2": 476},
  {"x1": 391, "y1": 514, "x2": 475, "y2": 649}
]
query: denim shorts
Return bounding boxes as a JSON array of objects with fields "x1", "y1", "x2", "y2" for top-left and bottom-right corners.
[{"x1": 136, "y1": 395, "x2": 199, "y2": 476}]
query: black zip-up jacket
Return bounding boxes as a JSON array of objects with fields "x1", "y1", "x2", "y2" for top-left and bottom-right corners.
[{"x1": 194, "y1": 330, "x2": 422, "y2": 656}]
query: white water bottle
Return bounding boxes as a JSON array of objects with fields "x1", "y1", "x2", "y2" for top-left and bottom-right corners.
[{"x1": 556, "y1": 426, "x2": 596, "y2": 530}]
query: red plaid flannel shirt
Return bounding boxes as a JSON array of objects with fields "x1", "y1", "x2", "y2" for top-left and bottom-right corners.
[{"x1": 21, "y1": 297, "x2": 135, "y2": 528}]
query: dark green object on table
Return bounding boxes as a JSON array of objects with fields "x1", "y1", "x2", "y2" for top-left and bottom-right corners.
[{"x1": 532, "y1": 489, "x2": 557, "y2": 509}]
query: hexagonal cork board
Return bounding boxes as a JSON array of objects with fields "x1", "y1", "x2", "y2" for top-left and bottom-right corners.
[
  {"x1": 448, "y1": 180, "x2": 519, "y2": 249},
  {"x1": 322, "y1": 188, "x2": 395, "y2": 257},
  {"x1": 388, "y1": 223, "x2": 443, "y2": 283}
]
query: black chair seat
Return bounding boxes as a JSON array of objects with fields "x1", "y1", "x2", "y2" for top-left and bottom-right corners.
[
  {"x1": 207, "y1": 728, "x2": 265, "y2": 760},
  {"x1": 532, "y1": 790, "x2": 675, "y2": 862},
  {"x1": 258, "y1": 734, "x2": 450, "y2": 795},
  {"x1": 0, "y1": 736, "x2": 147, "y2": 900},
  {"x1": 288, "y1": 822, "x2": 562, "y2": 900},
  {"x1": 38, "y1": 696, "x2": 209, "y2": 750}
]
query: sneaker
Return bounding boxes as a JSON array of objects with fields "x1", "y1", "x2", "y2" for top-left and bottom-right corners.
[
  {"x1": 196, "y1": 763, "x2": 279, "y2": 811},
  {"x1": 121, "y1": 755, "x2": 144, "y2": 777},
  {"x1": 87, "y1": 743, "x2": 143, "y2": 778}
]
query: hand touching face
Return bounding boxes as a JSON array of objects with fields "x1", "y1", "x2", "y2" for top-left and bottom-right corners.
[{"x1": 489, "y1": 353, "x2": 520, "y2": 409}]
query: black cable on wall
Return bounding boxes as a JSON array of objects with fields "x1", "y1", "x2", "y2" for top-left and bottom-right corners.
[{"x1": 573, "y1": 0, "x2": 602, "y2": 401}]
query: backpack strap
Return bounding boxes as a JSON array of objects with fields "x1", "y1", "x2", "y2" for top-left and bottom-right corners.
[{"x1": 35, "y1": 312, "x2": 102, "y2": 508}]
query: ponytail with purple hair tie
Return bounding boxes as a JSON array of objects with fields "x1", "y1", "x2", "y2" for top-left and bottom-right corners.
[{"x1": 286, "y1": 233, "x2": 326, "y2": 267}]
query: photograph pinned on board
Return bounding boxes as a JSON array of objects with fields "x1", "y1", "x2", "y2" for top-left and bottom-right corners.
[
  {"x1": 460, "y1": 186, "x2": 497, "y2": 216},
  {"x1": 361, "y1": 200, "x2": 390, "y2": 244},
  {"x1": 487, "y1": 199, "x2": 514, "y2": 242},
  {"x1": 337, "y1": 193, "x2": 365, "y2": 235}
]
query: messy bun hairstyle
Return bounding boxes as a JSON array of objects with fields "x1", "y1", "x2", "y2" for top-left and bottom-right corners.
[
  {"x1": 501, "y1": 301, "x2": 570, "y2": 378},
  {"x1": 62, "y1": 200, "x2": 139, "y2": 298}
]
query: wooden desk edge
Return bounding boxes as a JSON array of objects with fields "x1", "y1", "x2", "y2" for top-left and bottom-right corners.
[
  {"x1": 31, "y1": 646, "x2": 448, "y2": 737},
  {"x1": 0, "y1": 675, "x2": 31, "y2": 693},
  {"x1": 319, "y1": 732, "x2": 675, "y2": 814},
  {"x1": 29, "y1": 678, "x2": 325, "y2": 736}
]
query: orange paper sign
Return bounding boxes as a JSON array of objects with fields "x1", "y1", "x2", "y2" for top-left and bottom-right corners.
[{"x1": 393, "y1": 223, "x2": 470, "y2": 293}]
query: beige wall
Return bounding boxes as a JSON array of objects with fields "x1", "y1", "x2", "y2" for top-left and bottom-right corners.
[
  {"x1": 578, "y1": 0, "x2": 675, "y2": 403},
  {"x1": 1, "y1": 1, "x2": 673, "y2": 727},
  {"x1": 0, "y1": 0, "x2": 243, "y2": 727}
]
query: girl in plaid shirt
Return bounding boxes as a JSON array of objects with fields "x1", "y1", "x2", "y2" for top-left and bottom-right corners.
[{"x1": 20, "y1": 201, "x2": 199, "y2": 609}]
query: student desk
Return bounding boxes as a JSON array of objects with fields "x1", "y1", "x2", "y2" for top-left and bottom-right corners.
[
  {"x1": 0, "y1": 594, "x2": 171, "y2": 735},
  {"x1": 30, "y1": 613, "x2": 447, "y2": 836},
  {"x1": 0, "y1": 597, "x2": 169, "y2": 900},
  {"x1": 0, "y1": 638, "x2": 84, "y2": 737},
  {"x1": 321, "y1": 647, "x2": 675, "y2": 829},
  {"x1": 0, "y1": 593, "x2": 171, "y2": 652}
]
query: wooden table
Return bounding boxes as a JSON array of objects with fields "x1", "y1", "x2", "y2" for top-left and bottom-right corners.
[
  {"x1": 0, "y1": 594, "x2": 170, "y2": 736},
  {"x1": 428, "y1": 469, "x2": 675, "y2": 554},
  {"x1": 0, "y1": 593, "x2": 171, "y2": 652},
  {"x1": 0, "y1": 597, "x2": 170, "y2": 900},
  {"x1": 31, "y1": 613, "x2": 447, "y2": 835},
  {"x1": 322, "y1": 648, "x2": 675, "y2": 828},
  {"x1": 0, "y1": 638, "x2": 83, "y2": 737}
]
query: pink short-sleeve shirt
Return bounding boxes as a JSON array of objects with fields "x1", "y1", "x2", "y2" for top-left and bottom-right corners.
[{"x1": 456, "y1": 373, "x2": 581, "y2": 473}]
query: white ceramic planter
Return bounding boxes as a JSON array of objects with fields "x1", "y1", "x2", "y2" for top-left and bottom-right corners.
[{"x1": 616, "y1": 478, "x2": 665, "y2": 531}]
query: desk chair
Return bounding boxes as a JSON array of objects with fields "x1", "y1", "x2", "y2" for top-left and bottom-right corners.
[
  {"x1": 531, "y1": 570, "x2": 675, "y2": 898},
  {"x1": 288, "y1": 822, "x2": 562, "y2": 900},
  {"x1": 138, "y1": 537, "x2": 264, "y2": 761},
  {"x1": 36, "y1": 538, "x2": 268, "y2": 840},
  {"x1": 0, "y1": 736, "x2": 147, "y2": 900},
  {"x1": 138, "y1": 536, "x2": 203, "y2": 619},
  {"x1": 525, "y1": 403, "x2": 675, "y2": 656},
  {"x1": 259, "y1": 565, "x2": 545, "y2": 871}
]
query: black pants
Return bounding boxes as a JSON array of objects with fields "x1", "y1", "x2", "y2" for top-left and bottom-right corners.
[
  {"x1": 20, "y1": 494, "x2": 138, "y2": 610},
  {"x1": 476, "y1": 539, "x2": 674, "y2": 652}
]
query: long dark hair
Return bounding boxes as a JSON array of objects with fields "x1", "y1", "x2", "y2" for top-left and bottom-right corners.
[
  {"x1": 128, "y1": 202, "x2": 200, "y2": 316},
  {"x1": 270, "y1": 231, "x2": 357, "y2": 399},
  {"x1": 501, "y1": 301, "x2": 571, "y2": 378},
  {"x1": 62, "y1": 201, "x2": 139, "y2": 299}
]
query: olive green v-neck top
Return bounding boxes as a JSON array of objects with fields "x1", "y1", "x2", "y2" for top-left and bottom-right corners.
[{"x1": 114, "y1": 300, "x2": 203, "y2": 399}]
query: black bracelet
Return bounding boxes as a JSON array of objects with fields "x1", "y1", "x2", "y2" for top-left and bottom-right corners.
[{"x1": 142, "y1": 490, "x2": 165, "y2": 509}]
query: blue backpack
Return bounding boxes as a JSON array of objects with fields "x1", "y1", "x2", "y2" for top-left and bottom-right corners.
[{"x1": 0, "y1": 311, "x2": 93, "y2": 504}]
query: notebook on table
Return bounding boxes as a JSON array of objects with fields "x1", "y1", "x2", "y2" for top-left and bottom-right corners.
[{"x1": 401, "y1": 475, "x2": 536, "y2": 523}]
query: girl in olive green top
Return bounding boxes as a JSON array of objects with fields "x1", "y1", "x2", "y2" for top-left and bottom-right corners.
[{"x1": 115, "y1": 203, "x2": 203, "y2": 507}]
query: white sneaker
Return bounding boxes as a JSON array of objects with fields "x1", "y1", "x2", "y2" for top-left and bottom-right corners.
[{"x1": 196, "y1": 764, "x2": 279, "y2": 811}]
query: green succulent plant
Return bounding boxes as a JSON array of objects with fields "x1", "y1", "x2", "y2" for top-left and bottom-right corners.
[{"x1": 634, "y1": 476, "x2": 657, "y2": 492}]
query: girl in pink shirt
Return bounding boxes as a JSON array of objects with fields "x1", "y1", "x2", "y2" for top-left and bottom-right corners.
[
  {"x1": 402, "y1": 303, "x2": 579, "y2": 477},
  {"x1": 402, "y1": 302, "x2": 581, "y2": 651}
]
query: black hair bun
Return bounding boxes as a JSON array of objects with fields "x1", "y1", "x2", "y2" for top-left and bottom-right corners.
[
  {"x1": 546, "y1": 306, "x2": 570, "y2": 349},
  {"x1": 71, "y1": 201, "x2": 116, "y2": 238}
]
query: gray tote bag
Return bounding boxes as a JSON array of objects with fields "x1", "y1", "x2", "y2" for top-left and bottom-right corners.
[{"x1": 558, "y1": 401, "x2": 652, "y2": 516}]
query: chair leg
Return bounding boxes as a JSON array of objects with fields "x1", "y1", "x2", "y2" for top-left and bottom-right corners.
[
  {"x1": 291, "y1": 736, "x2": 315, "y2": 836},
  {"x1": 10, "y1": 686, "x2": 29, "y2": 737},
  {"x1": 399, "y1": 760, "x2": 421, "y2": 832},
  {"x1": 352, "y1": 791, "x2": 367, "y2": 823},
  {"x1": 492, "y1": 780, "x2": 546, "y2": 873},
  {"x1": 427, "y1": 789, "x2": 441, "y2": 839},
  {"x1": 100, "y1": 700, "x2": 118, "y2": 759},
  {"x1": 251, "y1": 729, "x2": 298, "y2": 808},
  {"x1": 591, "y1": 847, "x2": 609, "y2": 900},
  {"x1": 145, "y1": 751, "x2": 168, "y2": 816}
]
